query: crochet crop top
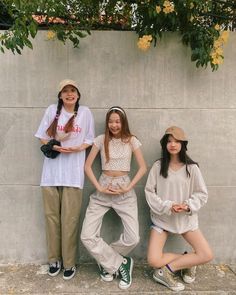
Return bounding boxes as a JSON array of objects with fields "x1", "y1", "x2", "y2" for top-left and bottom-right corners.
[{"x1": 94, "y1": 134, "x2": 142, "y2": 171}]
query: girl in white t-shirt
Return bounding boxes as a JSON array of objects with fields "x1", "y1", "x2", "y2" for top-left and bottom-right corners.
[
  {"x1": 35, "y1": 79, "x2": 94, "y2": 280},
  {"x1": 81, "y1": 106, "x2": 147, "y2": 290},
  {"x1": 145, "y1": 126, "x2": 213, "y2": 292}
]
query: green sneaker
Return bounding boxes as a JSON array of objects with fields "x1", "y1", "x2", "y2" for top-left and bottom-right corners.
[
  {"x1": 98, "y1": 264, "x2": 114, "y2": 282},
  {"x1": 118, "y1": 256, "x2": 134, "y2": 290},
  {"x1": 153, "y1": 267, "x2": 185, "y2": 292},
  {"x1": 181, "y1": 266, "x2": 197, "y2": 283}
]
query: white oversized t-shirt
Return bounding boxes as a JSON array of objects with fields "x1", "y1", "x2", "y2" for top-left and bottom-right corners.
[{"x1": 35, "y1": 104, "x2": 95, "y2": 188}]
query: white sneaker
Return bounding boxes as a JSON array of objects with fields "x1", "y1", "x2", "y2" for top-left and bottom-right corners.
[
  {"x1": 98, "y1": 265, "x2": 114, "y2": 282},
  {"x1": 181, "y1": 266, "x2": 197, "y2": 283},
  {"x1": 153, "y1": 267, "x2": 185, "y2": 292},
  {"x1": 48, "y1": 261, "x2": 61, "y2": 277},
  {"x1": 63, "y1": 266, "x2": 76, "y2": 280}
]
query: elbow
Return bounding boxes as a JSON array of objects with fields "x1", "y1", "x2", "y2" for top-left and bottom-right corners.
[
  {"x1": 143, "y1": 165, "x2": 148, "y2": 175},
  {"x1": 40, "y1": 139, "x2": 48, "y2": 145},
  {"x1": 84, "y1": 163, "x2": 90, "y2": 175},
  {"x1": 141, "y1": 165, "x2": 147, "y2": 177}
]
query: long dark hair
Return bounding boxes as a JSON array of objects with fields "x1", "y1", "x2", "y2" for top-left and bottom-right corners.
[
  {"x1": 46, "y1": 88, "x2": 80, "y2": 138},
  {"x1": 104, "y1": 106, "x2": 133, "y2": 163},
  {"x1": 159, "y1": 134, "x2": 198, "y2": 178}
]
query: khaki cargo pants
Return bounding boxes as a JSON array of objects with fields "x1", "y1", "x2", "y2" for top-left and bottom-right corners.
[{"x1": 42, "y1": 186, "x2": 82, "y2": 269}]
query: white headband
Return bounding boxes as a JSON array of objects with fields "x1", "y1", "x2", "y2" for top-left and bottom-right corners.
[{"x1": 108, "y1": 107, "x2": 125, "y2": 115}]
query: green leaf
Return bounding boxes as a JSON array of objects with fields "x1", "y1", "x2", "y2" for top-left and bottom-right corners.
[
  {"x1": 196, "y1": 60, "x2": 201, "y2": 68},
  {"x1": 75, "y1": 31, "x2": 87, "y2": 38},
  {"x1": 24, "y1": 38, "x2": 33, "y2": 49},
  {"x1": 15, "y1": 47, "x2": 22, "y2": 54},
  {"x1": 191, "y1": 53, "x2": 199, "y2": 61},
  {"x1": 29, "y1": 21, "x2": 38, "y2": 38}
]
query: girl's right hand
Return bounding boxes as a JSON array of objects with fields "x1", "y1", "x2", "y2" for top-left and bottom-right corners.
[
  {"x1": 52, "y1": 145, "x2": 63, "y2": 152},
  {"x1": 171, "y1": 203, "x2": 190, "y2": 213},
  {"x1": 97, "y1": 185, "x2": 118, "y2": 195},
  {"x1": 53, "y1": 145, "x2": 72, "y2": 153}
]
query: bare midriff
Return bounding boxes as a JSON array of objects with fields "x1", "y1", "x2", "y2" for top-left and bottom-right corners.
[{"x1": 102, "y1": 170, "x2": 128, "y2": 177}]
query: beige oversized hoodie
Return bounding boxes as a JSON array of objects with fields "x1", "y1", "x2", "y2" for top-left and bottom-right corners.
[{"x1": 145, "y1": 160, "x2": 208, "y2": 234}]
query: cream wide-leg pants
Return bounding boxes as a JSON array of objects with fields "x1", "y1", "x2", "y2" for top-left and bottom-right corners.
[{"x1": 81, "y1": 174, "x2": 140, "y2": 274}]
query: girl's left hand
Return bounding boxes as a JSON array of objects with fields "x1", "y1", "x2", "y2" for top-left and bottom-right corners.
[
  {"x1": 172, "y1": 203, "x2": 189, "y2": 213},
  {"x1": 114, "y1": 184, "x2": 131, "y2": 195},
  {"x1": 59, "y1": 146, "x2": 81, "y2": 153}
]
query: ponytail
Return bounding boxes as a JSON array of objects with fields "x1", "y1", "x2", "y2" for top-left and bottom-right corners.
[
  {"x1": 64, "y1": 99, "x2": 79, "y2": 133},
  {"x1": 46, "y1": 98, "x2": 63, "y2": 138}
]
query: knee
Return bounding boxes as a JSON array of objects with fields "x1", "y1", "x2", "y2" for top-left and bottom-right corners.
[
  {"x1": 131, "y1": 235, "x2": 140, "y2": 248},
  {"x1": 204, "y1": 249, "x2": 214, "y2": 263},
  {"x1": 147, "y1": 255, "x2": 163, "y2": 269},
  {"x1": 44, "y1": 212, "x2": 59, "y2": 223},
  {"x1": 200, "y1": 248, "x2": 214, "y2": 264},
  {"x1": 124, "y1": 232, "x2": 140, "y2": 249},
  {"x1": 80, "y1": 235, "x2": 96, "y2": 251},
  {"x1": 80, "y1": 229, "x2": 93, "y2": 247}
]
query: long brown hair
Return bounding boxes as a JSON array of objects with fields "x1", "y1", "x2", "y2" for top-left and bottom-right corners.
[
  {"x1": 46, "y1": 88, "x2": 80, "y2": 138},
  {"x1": 159, "y1": 134, "x2": 198, "y2": 178},
  {"x1": 104, "y1": 106, "x2": 133, "y2": 163}
]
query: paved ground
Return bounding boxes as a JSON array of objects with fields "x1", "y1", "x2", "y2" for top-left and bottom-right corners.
[{"x1": 0, "y1": 263, "x2": 236, "y2": 295}]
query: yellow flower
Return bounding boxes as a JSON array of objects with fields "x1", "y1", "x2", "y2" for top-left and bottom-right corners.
[
  {"x1": 46, "y1": 30, "x2": 56, "y2": 40},
  {"x1": 142, "y1": 35, "x2": 152, "y2": 42},
  {"x1": 219, "y1": 31, "x2": 229, "y2": 43},
  {"x1": 163, "y1": 0, "x2": 171, "y2": 6},
  {"x1": 212, "y1": 56, "x2": 223, "y2": 65},
  {"x1": 210, "y1": 52, "x2": 217, "y2": 59},
  {"x1": 190, "y1": 2, "x2": 194, "y2": 9},
  {"x1": 214, "y1": 24, "x2": 220, "y2": 31},
  {"x1": 213, "y1": 39, "x2": 223, "y2": 49},
  {"x1": 210, "y1": 30, "x2": 229, "y2": 66},
  {"x1": 163, "y1": 1, "x2": 175, "y2": 14},
  {"x1": 137, "y1": 35, "x2": 152, "y2": 51},
  {"x1": 156, "y1": 6, "x2": 161, "y2": 14},
  {"x1": 214, "y1": 47, "x2": 223, "y2": 55},
  {"x1": 190, "y1": 15, "x2": 194, "y2": 22}
]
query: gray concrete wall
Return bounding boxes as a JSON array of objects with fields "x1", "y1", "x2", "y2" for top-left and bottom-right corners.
[{"x1": 0, "y1": 31, "x2": 235, "y2": 264}]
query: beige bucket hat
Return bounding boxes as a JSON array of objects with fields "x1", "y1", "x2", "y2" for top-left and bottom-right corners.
[{"x1": 58, "y1": 79, "x2": 79, "y2": 92}]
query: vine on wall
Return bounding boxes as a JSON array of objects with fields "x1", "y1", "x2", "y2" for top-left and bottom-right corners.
[{"x1": 0, "y1": 1, "x2": 235, "y2": 71}]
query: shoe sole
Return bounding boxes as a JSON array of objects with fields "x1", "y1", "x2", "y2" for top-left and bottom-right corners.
[
  {"x1": 153, "y1": 273, "x2": 185, "y2": 292},
  {"x1": 100, "y1": 275, "x2": 114, "y2": 282},
  {"x1": 183, "y1": 276, "x2": 196, "y2": 284},
  {"x1": 48, "y1": 269, "x2": 61, "y2": 277},
  {"x1": 118, "y1": 258, "x2": 134, "y2": 290},
  {"x1": 98, "y1": 264, "x2": 114, "y2": 282},
  {"x1": 63, "y1": 274, "x2": 75, "y2": 280},
  {"x1": 63, "y1": 271, "x2": 76, "y2": 280}
]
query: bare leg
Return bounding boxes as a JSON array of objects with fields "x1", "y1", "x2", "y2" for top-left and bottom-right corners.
[
  {"x1": 147, "y1": 229, "x2": 183, "y2": 268},
  {"x1": 168, "y1": 229, "x2": 213, "y2": 271}
]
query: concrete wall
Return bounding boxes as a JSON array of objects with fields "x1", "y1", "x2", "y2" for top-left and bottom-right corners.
[{"x1": 0, "y1": 31, "x2": 235, "y2": 264}]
